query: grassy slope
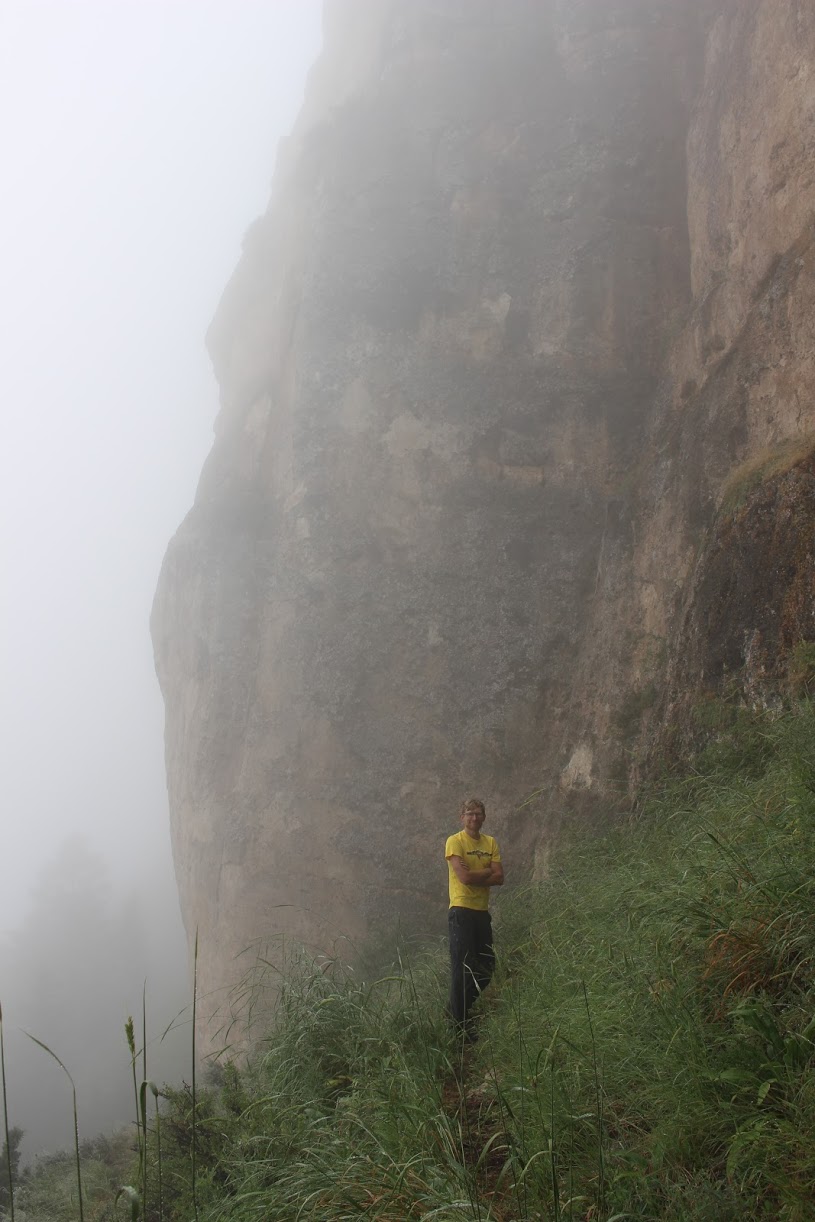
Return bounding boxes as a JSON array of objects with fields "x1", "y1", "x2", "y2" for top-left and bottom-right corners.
[
  {"x1": 12, "y1": 703, "x2": 815, "y2": 1221},
  {"x1": 141, "y1": 701, "x2": 815, "y2": 1222}
]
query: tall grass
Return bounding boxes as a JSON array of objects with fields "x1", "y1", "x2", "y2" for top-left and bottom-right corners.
[
  {"x1": 481, "y1": 700, "x2": 815, "y2": 1219},
  {"x1": 10, "y1": 701, "x2": 815, "y2": 1220},
  {"x1": 192, "y1": 928, "x2": 200, "y2": 1222},
  {"x1": 140, "y1": 701, "x2": 815, "y2": 1221},
  {"x1": 125, "y1": 1014, "x2": 143, "y2": 1214},
  {"x1": 0, "y1": 1002, "x2": 16, "y2": 1222},
  {"x1": 23, "y1": 1036, "x2": 84, "y2": 1222},
  {"x1": 142, "y1": 985, "x2": 149, "y2": 1212},
  {"x1": 148, "y1": 1079, "x2": 163, "y2": 1222}
]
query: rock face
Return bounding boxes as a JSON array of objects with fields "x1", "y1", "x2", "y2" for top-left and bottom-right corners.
[{"x1": 152, "y1": 0, "x2": 815, "y2": 1049}]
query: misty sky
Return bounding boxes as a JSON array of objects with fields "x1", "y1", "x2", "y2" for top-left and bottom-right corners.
[{"x1": 0, "y1": 0, "x2": 322, "y2": 930}]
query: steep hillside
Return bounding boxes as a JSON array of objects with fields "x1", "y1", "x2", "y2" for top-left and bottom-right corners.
[
  {"x1": 152, "y1": 0, "x2": 815, "y2": 1049},
  {"x1": 110, "y1": 705, "x2": 815, "y2": 1219}
]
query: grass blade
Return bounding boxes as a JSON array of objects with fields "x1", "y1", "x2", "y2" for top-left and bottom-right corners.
[
  {"x1": 0, "y1": 1002, "x2": 16, "y2": 1222},
  {"x1": 24, "y1": 1032, "x2": 84, "y2": 1222},
  {"x1": 192, "y1": 927, "x2": 199, "y2": 1222}
]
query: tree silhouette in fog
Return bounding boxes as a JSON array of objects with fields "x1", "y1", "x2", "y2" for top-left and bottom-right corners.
[{"x1": 0, "y1": 836, "x2": 186, "y2": 1155}]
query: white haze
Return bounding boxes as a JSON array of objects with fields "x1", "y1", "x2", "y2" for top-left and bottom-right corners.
[{"x1": 0, "y1": 0, "x2": 322, "y2": 1156}]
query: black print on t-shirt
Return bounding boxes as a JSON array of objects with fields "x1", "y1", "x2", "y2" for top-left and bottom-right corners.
[{"x1": 467, "y1": 849, "x2": 492, "y2": 862}]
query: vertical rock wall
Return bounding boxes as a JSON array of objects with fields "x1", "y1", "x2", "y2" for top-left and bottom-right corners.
[
  {"x1": 622, "y1": 0, "x2": 815, "y2": 766},
  {"x1": 152, "y1": 0, "x2": 815, "y2": 1049}
]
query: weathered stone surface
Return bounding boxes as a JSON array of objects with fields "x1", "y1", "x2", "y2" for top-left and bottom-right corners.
[
  {"x1": 563, "y1": 0, "x2": 815, "y2": 797},
  {"x1": 670, "y1": 450, "x2": 815, "y2": 720},
  {"x1": 152, "y1": 0, "x2": 815, "y2": 1050}
]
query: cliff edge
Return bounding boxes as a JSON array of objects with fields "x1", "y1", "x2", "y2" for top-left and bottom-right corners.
[{"x1": 152, "y1": 0, "x2": 815, "y2": 1050}]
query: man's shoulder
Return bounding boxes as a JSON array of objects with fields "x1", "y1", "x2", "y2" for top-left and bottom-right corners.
[{"x1": 445, "y1": 831, "x2": 464, "y2": 856}]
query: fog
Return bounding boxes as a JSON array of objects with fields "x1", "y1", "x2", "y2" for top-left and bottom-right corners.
[{"x1": 0, "y1": 0, "x2": 322, "y2": 1156}]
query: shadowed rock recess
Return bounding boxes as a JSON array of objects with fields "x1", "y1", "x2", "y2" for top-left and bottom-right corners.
[{"x1": 152, "y1": 0, "x2": 815, "y2": 1050}]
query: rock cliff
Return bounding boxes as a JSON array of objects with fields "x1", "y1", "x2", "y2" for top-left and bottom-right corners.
[{"x1": 152, "y1": 0, "x2": 815, "y2": 1049}]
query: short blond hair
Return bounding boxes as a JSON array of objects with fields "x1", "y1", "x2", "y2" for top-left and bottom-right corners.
[{"x1": 460, "y1": 798, "x2": 485, "y2": 817}]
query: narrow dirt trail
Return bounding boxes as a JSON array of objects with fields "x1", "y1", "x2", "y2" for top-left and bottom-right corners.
[{"x1": 440, "y1": 1045, "x2": 524, "y2": 1222}]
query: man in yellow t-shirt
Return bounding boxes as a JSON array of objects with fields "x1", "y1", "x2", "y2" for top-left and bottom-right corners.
[{"x1": 445, "y1": 797, "x2": 504, "y2": 1036}]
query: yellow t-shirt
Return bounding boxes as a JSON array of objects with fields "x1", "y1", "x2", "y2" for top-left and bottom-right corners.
[{"x1": 445, "y1": 831, "x2": 501, "y2": 911}]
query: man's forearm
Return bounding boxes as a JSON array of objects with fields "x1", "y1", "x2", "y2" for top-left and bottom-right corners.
[
  {"x1": 459, "y1": 865, "x2": 493, "y2": 885},
  {"x1": 461, "y1": 865, "x2": 502, "y2": 886}
]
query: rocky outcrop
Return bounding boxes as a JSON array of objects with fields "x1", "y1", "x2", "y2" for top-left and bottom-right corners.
[
  {"x1": 593, "y1": 0, "x2": 815, "y2": 779},
  {"x1": 152, "y1": 0, "x2": 815, "y2": 1050}
]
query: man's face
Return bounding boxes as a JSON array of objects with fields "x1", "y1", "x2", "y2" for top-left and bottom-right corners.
[{"x1": 460, "y1": 807, "x2": 485, "y2": 838}]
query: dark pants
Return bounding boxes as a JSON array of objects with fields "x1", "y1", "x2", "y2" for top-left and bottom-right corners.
[{"x1": 448, "y1": 906, "x2": 494, "y2": 1028}]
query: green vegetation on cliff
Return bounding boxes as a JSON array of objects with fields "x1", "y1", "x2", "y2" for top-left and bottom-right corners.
[
  {"x1": 7, "y1": 702, "x2": 815, "y2": 1220},
  {"x1": 140, "y1": 701, "x2": 815, "y2": 1221}
]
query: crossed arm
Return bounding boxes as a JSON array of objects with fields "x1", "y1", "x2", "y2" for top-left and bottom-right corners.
[{"x1": 448, "y1": 856, "x2": 504, "y2": 887}]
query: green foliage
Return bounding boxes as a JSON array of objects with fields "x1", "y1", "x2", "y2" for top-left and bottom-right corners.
[
  {"x1": 144, "y1": 701, "x2": 815, "y2": 1221},
  {"x1": 788, "y1": 640, "x2": 815, "y2": 698},
  {"x1": 13, "y1": 1132, "x2": 132, "y2": 1222},
  {"x1": 15, "y1": 1150, "x2": 114, "y2": 1222},
  {"x1": 0, "y1": 1126, "x2": 23, "y2": 1215},
  {"x1": 718, "y1": 434, "x2": 815, "y2": 518},
  {"x1": 479, "y1": 700, "x2": 815, "y2": 1219},
  {"x1": 689, "y1": 691, "x2": 774, "y2": 778},
  {"x1": 116, "y1": 1184, "x2": 141, "y2": 1221},
  {"x1": 8, "y1": 702, "x2": 815, "y2": 1220},
  {"x1": 136, "y1": 952, "x2": 475, "y2": 1220}
]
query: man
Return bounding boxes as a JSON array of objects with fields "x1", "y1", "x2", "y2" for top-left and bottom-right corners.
[{"x1": 445, "y1": 797, "x2": 504, "y2": 1036}]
